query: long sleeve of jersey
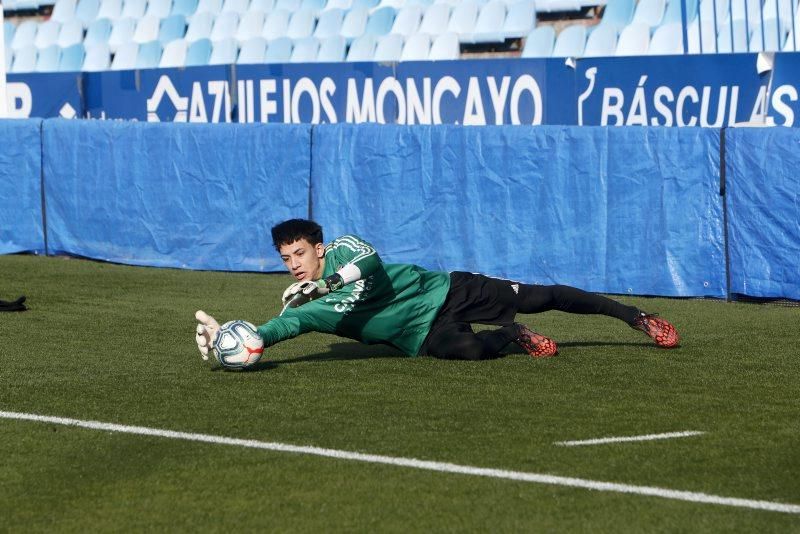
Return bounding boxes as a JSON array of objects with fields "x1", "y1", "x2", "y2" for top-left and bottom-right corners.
[{"x1": 325, "y1": 235, "x2": 381, "y2": 284}]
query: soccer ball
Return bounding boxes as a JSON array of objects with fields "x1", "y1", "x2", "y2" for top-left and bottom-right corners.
[{"x1": 213, "y1": 320, "x2": 264, "y2": 370}]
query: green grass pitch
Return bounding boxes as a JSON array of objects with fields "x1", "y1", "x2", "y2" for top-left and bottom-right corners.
[{"x1": 0, "y1": 255, "x2": 798, "y2": 532}]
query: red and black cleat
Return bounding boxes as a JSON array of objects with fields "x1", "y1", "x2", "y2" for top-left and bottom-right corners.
[
  {"x1": 513, "y1": 323, "x2": 558, "y2": 358},
  {"x1": 631, "y1": 313, "x2": 680, "y2": 348}
]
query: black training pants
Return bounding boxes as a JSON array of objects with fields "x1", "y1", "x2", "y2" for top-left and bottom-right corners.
[{"x1": 419, "y1": 272, "x2": 640, "y2": 361}]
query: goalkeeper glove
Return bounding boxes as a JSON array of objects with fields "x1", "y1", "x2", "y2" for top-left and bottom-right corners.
[
  {"x1": 281, "y1": 274, "x2": 345, "y2": 309},
  {"x1": 195, "y1": 310, "x2": 220, "y2": 361}
]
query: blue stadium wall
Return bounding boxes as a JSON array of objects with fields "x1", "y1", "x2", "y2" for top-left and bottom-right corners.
[{"x1": 1, "y1": 119, "x2": 798, "y2": 300}]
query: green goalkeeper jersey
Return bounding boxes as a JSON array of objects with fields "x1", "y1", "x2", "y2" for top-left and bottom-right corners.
[{"x1": 256, "y1": 235, "x2": 451, "y2": 356}]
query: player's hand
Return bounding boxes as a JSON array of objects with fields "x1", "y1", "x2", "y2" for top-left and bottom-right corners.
[
  {"x1": 195, "y1": 310, "x2": 220, "y2": 361},
  {"x1": 281, "y1": 280, "x2": 329, "y2": 309}
]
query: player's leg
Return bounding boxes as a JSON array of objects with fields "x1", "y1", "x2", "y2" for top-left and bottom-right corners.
[
  {"x1": 514, "y1": 284, "x2": 679, "y2": 347},
  {"x1": 423, "y1": 320, "x2": 557, "y2": 360}
]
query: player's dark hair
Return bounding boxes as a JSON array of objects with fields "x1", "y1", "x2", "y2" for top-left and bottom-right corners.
[{"x1": 271, "y1": 219, "x2": 324, "y2": 250}]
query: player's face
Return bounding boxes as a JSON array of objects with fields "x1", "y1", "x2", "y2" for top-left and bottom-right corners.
[{"x1": 279, "y1": 239, "x2": 325, "y2": 281}]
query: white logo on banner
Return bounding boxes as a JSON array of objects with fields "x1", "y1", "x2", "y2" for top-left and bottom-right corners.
[{"x1": 147, "y1": 75, "x2": 188, "y2": 122}]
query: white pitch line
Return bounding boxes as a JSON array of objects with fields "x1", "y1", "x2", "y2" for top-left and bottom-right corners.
[
  {"x1": 555, "y1": 431, "x2": 706, "y2": 447},
  {"x1": 2, "y1": 410, "x2": 798, "y2": 515}
]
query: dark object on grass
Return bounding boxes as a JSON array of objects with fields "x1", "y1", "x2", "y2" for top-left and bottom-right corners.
[{"x1": 0, "y1": 296, "x2": 27, "y2": 312}]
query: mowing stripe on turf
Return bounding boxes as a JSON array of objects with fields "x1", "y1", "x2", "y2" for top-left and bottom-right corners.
[
  {"x1": 555, "y1": 431, "x2": 706, "y2": 447},
  {"x1": 2, "y1": 410, "x2": 798, "y2": 515}
]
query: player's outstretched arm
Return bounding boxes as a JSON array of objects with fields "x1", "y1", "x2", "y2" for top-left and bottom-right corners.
[{"x1": 195, "y1": 310, "x2": 220, "y2": 360}]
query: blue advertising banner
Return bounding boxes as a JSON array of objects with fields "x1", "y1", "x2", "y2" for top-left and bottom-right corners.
[
  {"x1": 0, "y1": 119, "x2": 44, "y2": 254},
  {"x1": 42, "y1": 119, "x2": 311, "y2": 271},
  {"x1": 726, "y1": 127, "x2": 800, "y2": 299},
  {"x1": 574, "y1": 54, "x2": 770, "y2": 127},
  {"x1": 7, "y1": 54, "x2": 800, "y2": 127},
  {"x1": 312, "y1": 124, "x2": 725, "y2": 297}
]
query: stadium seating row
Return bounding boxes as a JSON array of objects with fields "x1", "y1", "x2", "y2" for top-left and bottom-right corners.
[
  {"x1": 4, "y1": 32, "x2": 464, "y2": 71},
  {"x1": 4, "y1": 0, "x2": 800, "y2": 71}
]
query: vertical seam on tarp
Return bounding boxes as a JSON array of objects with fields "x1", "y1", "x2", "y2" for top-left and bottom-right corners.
[
  {"x1": 720, "y1": 127, "x2": 732, "y2": 302},
  {"x1": 308, "y1": 126, "x2": 314, "y2": 221},
  {"x1": 40, "y1": 120, "x2": 49, "y2": 256}
]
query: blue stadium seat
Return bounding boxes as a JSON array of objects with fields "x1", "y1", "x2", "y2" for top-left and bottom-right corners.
[
  {"x1": 237, "y1": 36, "x2": 267, "y2": 62},
  {"x1": 351, "y1": 0, "x2": 378, "y2": 8},
  {"x1": 222, "y1": 0, "x2": 250, "y2": 14},
  {"x1": 194, "y1": 0, "x2": 223, "y2": 17},
  {"x1": 716, "y1": 18, "x2": 749, "y2": 52},
  {"x1": 286, "y1": 9, "x2": 316, "y2": 39},
  {"x1": 59, "y1": 42, "x2": 85, "y2": 70},
  {"x1": 391, "y1": 5, "x2": 423, "y2": 37},
  {"x1": 583, "y1": 23, "x2": 617, "y2": 56},
  {"x1": 264, "y1": 36, "x2": 293, "y2": 61},
  {"x1": 472, "y1": 1, "x2": 506, "y2": 43},
  {"x1": 97, "y1": 0, "x2": 123, "y2": 20},
  {"x1": 346, "y1": 33, "x2": 376, "y2": 59},
  {"x1": 535, "y1": 0, "x2": 580, "y2": 13},
  {"x1": 784, "y1": 16, "x2": 800, "y2": 51},
  {"x1": 340, "y1": 6, "x2": 368, "y2": 42},
  {"x1": 159, "y1": 14, "x2": 187, "y2": 44},
  {"x1": 428, "y1": 31, "x2": 458, "y2": 59},
  {"x1": 373, "y1": 32, "x2": 403, "y2": 60},
  {"x1": 36, "y1": 44, "x2": 62, "y2": 72},
  {"x1": 122, "y1": 0, "x2": 147, "y2": 18},
  {"x1": 314, "y1": 8, "x2": 345, "y2": 38},
  {"x1": 210, "y1": 11, "x2": 240, "y2": 41},
  {"x1": 275, "y1": 0, "x2": 301, "y2": 10},
  {"x1": 11, "y1": 45, "x2": 37, "y2": 72},
  {"x1": 400, "y1": 31, "x2": 429, "y2": 59},
  {"x1": 4, "y1": 21, "x2": 16, "y2": 50},
  {"x1": 35, "y1": 20, "x2": 61, "y2": 50},
  {"x1": 235, "y1": 10, "x2": 266, "y2": 43},
  {"x1": 57, "y1": 18, "x2": 85, "y2": 48},
  {"x1": 82, "y1": 41, "x2": 111, "y2": 69},
  {"x1": 263, "y1": 9, "x2": 292, "y2": 39},
  {"x1": 365, "y1": 6, "x2": 395, "y2": 36},
  {"x1": 324, "y1": 0, "x2": 352, "y2": 10},
  {"x1": 76, "y1": 0, "x2": 102, "y2": 28},
  {"x1": 615, "y1": 22, "x2": 650, "y2": 54},
  {"x1": 730, "y1": 0, "x2": 761, "y2": 27},
  {"x1": 631, "y1": 0, "x2": 665, "y2": 27},
  {"x1": 317, "y1": 34, "x2": 345, "y2": 60},
  {"x1": 147, "y1": 0, "x2": 174, "y2": 17},
  {"x1": 290, "y1": 35, "x2": 319, "y2": 60},
  {"x1": 598, "y1": 0, "x2": 635, "y2": 31},
  {"x1": 648, "y1": 21, "x2": 684, "y2": 54},
  {"x1": 51, "y1": 0, "x2": 78, "y2": 24},
  {"x1": 301, "y1": 0, "x2": 327, "y2": 14},
  {"x1": 5, "y1": 50, "x2": 12, "y2": 73},
  {"x1": 186, "y1": 36, "x2": 212, "y2": 63},
  {"x1": 172, "y1": 0, "x2": 199, "y2": 18},
  {"x1": 521, "y1": 24, "x2": 554, "y2": 57},
  {"x1": 108, "y1": 17, "x2": 137, "y2": 52},
  {"x1": 447, "y1": 1, "x2": 478, "y2": 41},
  {"x1": 136, "y1": 39, "x2": 163, "y2": 67},
  {"x1": 250, "y1": 0, "x2": 275, "y2": 10},
  {"x1": 687, "y1": 18, "x2": 716, "y2": 52},
  {"x1": 662, "y1": 0, "x2": 698, "y2": 24},
  {"x1": 502, "y1": 0, "x2": 536, "y2": 40},
  {"x1": 11, "y1": 20, "x2": 37, "y2": 52},
  {"x1": 84, "y1": 18, "x2": 113, "y2": 48},
  {"x1": 697, "y1": 0, "x2": 729, "y2": 28},
  {"x1": 551, "y1": 23, "x2": 585, "y2": 56},
  {"x1": 133, "y1": 15, "x2": 161, "y2": 43},
  {"x1": 112, "y1": 41, "x2": 138, "y2": 68},
  {"x1": 762, "y1": 0, "x2": 794, "y2": 34},
  {"x1": 185, "y1": 11, "x2": 215, "y2": 41},
  {"x1": 419, "y1": 3, "x2": 451, "y2": 37},
  {"x1": 209, "y1": 36, "x2": 238, "y2": 62},
  {"x1": 159, "y1": 37, "x2": 188, "y2": 65}
]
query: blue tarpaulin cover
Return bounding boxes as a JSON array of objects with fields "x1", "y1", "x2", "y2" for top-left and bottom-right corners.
[
  {"x1": 726, "y1": 128, "x2": 800, "y2": 299},
  {"x1": 0, "y1": 119, "x2": 44, "y2": 254},
  {"x1": 312, "y1": 124, "x2": 725, "y2": 297},
  {"x1": 42, "y1": 120, "x2": 311, "y2": 271}
]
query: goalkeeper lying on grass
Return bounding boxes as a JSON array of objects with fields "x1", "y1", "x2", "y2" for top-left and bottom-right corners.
[{"x1": 196, "y1": 218, "x2": 679, "y2": 362}]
